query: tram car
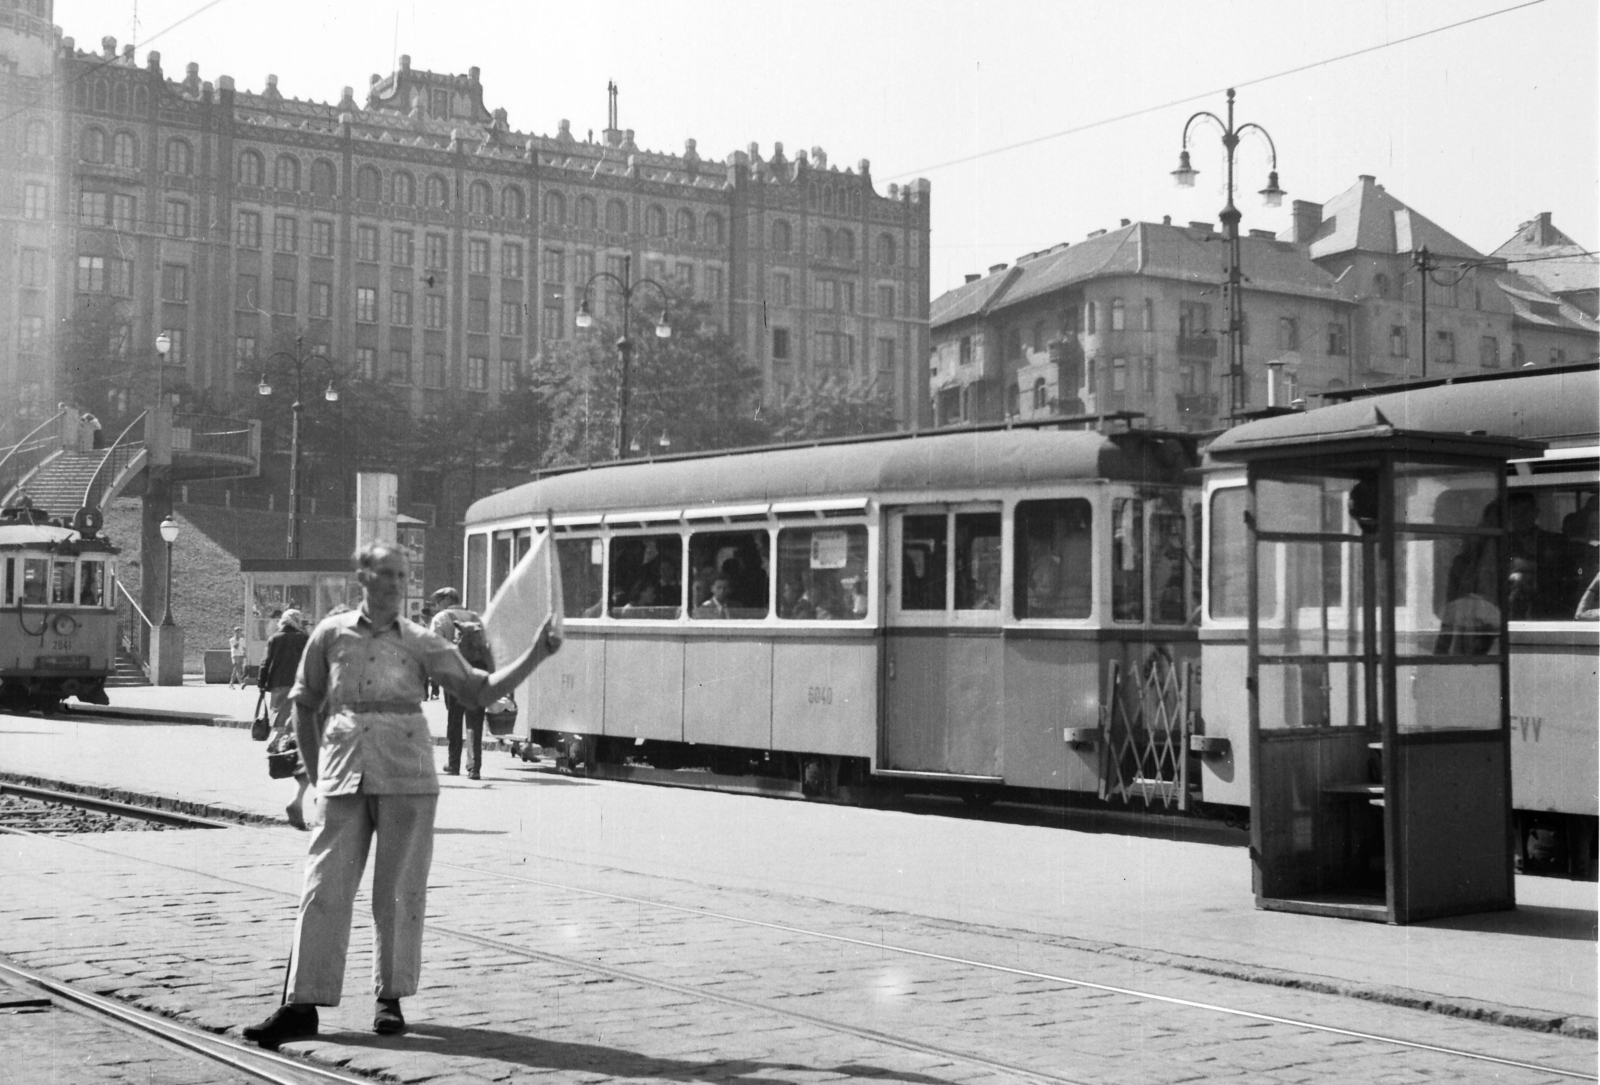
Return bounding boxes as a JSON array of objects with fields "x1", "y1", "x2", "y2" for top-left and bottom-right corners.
[
  {"x1": 1198, "y1": 363, "x2": 1599, "y2": 876},
  {"x1": 463, "y1": 422, "x2": 1202, "y2": 804},
  {"x1": 0, "y1": 500, "x2": 119, "y2": 712}
]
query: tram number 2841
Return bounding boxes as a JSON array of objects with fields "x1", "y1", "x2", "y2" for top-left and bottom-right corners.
[{"x1": 807, "y1": 685, "x2": 834, "y2": 706}]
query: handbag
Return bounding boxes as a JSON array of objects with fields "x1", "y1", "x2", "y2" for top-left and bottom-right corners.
[
  {"x1": 250, "y1": 690, "x2": 271, "y2": 742},
  {"x1": 485, "y1": 695, "x2": 518, "y2": 736},
  {"x1": 266, "y1": 732, "x2": 301, "y2": 779}
]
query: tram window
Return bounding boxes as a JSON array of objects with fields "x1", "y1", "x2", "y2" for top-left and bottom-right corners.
[
  {"x1": 51, "y1": 560, "x2": 77, "y2": 605},
  {"x1": 688, "y1": 529, "x2": 768, "y2": 619},
  {"x1": 1111, "y1": 498, "x2": 1144, "y2": 622},
  {"x1": 21, "y1": 557, "x2": 49, "y2": 604},
  {"x1": 610, "y1": 534, "x2": 684, "y2": 619},
  {"x1": 899, "y1": 514, "x2": 948, "y2": 610},
  {"x1": 490, "y1": 531, "x2": 523, "y2": 598},
  {"x1": 1434, "y1": 481, "x2": 1598, "y2": 622},
  {"x1": 954, "y1": 513, "x2": 1001, "y2": 610},
  {"x1": 465, "y1": 533, "x2": 487, "y2": 613},
  {"x1": 776, "y1": 525, "x2": 868, "y2": 620},
  {"x1": 1150, "y1": 495, "x2": 1189, "y2": 624},
  {"x1": 2, "y1": 558, "x2": 10, "y2": 604},
  {"x1": 78, "y1": 561, "x2": 103, "y2": 606},
  {"x1": 556, "y1": 537, "x2": 605, "y2": 618},
  {"x1": 1014, "y1": 499, "x2": 1091, "y2": 619}
]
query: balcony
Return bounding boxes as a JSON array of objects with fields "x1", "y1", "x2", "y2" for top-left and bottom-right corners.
[
  {"x1": 1177, "y1": 334, "x2": 1219, "y2": 359},
  {"x1": 1175, "y1": 392, "x2": 1219, "y2": 417}
]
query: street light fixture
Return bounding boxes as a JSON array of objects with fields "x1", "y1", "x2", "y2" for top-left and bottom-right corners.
[
  {"x1": 573, "y1": 254, "x2": 672, "y2": 459},
  {"x1": 257, "y1": 336, "x2": 338, "y2": 559},
  {"x1": 154, "y1": 331, "x2": 172, "y2": 407},
  {"x1": 158, "y1": 514, "x2": 179, "y2": 627},
  {"x1": 1172, "y1": 87, "x2": 1284, "y2": 419}
]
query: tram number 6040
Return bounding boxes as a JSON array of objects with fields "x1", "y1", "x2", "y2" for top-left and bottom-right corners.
[{"x1": 807, "y1": 685, "x2": 833, "y2": 706}]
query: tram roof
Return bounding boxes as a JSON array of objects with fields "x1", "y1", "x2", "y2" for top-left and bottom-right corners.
[
  {"x1": 0, "y1": 522, "x2": 116, "y2": 553},
  {"x1": 1208, "y1": 364, "x2": 1598, "y2": 464},
  {"x1": 466, "y1": 426, "x2": 1195, "y2": 526}
]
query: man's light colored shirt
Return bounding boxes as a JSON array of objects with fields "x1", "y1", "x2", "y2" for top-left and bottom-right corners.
[{"x1": 289, "y1": 607, "x2": 491, "y2": 797}]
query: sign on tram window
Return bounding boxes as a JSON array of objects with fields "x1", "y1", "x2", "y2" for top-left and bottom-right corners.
[
  {"x1": 1111, "y1": 498, "x2": 1144, "y2": 622},
  {"x1": 22, "y1": 557, "x2": 49, "y2": 604},
  {"x1": 779, "y1": 525, "x2": 868, "y2": 620},
  {"x1": 611, "y1": 534, "x2": 685, "y2": 619},
  {"x1": 1014, "y1": 499, "x2": 1091, "y2": 619},
  {"x1": 556, "y1": 537, "x2": 605, "y2": 618}
]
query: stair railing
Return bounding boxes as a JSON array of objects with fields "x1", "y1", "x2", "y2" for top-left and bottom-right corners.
[
  {"x1": 81, "y1": 411, "x2": 148, "y2": 511},
  {"x1": 114, "y1": 575, "x2": 153, "y2": 672},
  {"x1": 0, "y1": 408, "x2": 68, "y2": 505}
]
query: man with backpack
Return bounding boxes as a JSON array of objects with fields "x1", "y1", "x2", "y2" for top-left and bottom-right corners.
[{"x1": 430, "y1": 587, "x2": 490, "y2": 779}]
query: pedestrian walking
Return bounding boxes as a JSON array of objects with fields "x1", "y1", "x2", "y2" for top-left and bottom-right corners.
[
  {"x1": 259, "y1": 610, "x2": 312, "y2": 827},
  {"x1": 429, "y1": 586, "x2": 490, "y2": 778},
  {"x1": 228, "y1": 627, "x2": 248, "y2": 689},
  {"x1": 243, "y1": 541, "x2": 561, "y2": 1045}
]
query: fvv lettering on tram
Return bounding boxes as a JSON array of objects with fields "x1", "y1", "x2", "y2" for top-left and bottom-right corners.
[{"x1": 1513, "y1": 716, "x2": 1543, "y2": 741}]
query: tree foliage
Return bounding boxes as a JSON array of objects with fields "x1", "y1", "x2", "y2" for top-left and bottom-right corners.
[{"x1": 764, "y1": 372, "x2": 900, "y2": 444}]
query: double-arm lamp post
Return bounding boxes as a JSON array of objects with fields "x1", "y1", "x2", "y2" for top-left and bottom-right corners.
[
  {"x1": 257, "y1": 336, "x2": 338, "y2": 560},
  {"x1": 574, "y1": 255, "x2": 672, "y2": 460},
  {"x1": 1171, "y1": 88, "x2": 1285, "y2": 419}
]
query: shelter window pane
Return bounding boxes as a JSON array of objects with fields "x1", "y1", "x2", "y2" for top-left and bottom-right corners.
[{"x1": 1014, "y1": 499, "x2": 1092, "y2": 619}]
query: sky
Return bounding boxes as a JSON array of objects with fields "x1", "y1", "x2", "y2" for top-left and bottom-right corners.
[{"x1": 57, "y1": 0, "x2": 1599, "y2": 298}]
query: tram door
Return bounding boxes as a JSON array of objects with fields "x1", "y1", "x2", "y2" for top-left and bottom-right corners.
[{"x1": 882, "y1": 505, "x2": 1004, "y2": 779}]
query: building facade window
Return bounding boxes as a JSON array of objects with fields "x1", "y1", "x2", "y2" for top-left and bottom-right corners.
[
  {"x1": 273, "y1": 215, "x2": 298, "y2": 252},
  {"x1": 467, "y1": 298, "x2": 489, "y2": 333},
  {"x1": 1277, "y1": 316, "x2": 1299, "y2": 351},
  {"x1": 877, "y1": 337, "x2": 896, "y2": 372},
  {"x1": 773, "y1": 272, "x2": 791, "y2": 307},
  {"x1": 390, "y1": 291, "x2": 412, "y2": 325},
  {"x1": 78, "y1": 191, "x2": 108, "y2": 225},
  {"x1": 468, "y1": 238, "x2": 490, "y2": 274},
  {"x1": 274, "y1": 155, "x2": 299, "y2": 190},
  {"x1": 878, "y1": 285, "x2": 895, "y2": 318},
  {"x1": 273, "y1": 277, "x2": 297, "y2": 314},
  {"x1": 422, "y1": 353, "x2": 445, "y2": 389},
  {"x1": 23, "y1": 183, "x2": 47, "y2": 219},
  {"x1": 543, "y1": 248, "x2": 564, "y2": 282},
  {"x1": 237, "y1": 274, "x2": 259, "y2": 309},
  {"x1": 543, "y1": 190, "x2": 566, "y2": 224},
  {"x1": 393, "y1": 171, "x2": 415, "y2": 205},
  {"x1": 1141, "y1": 356, "x2": 1156, "y2": 394},
  {"x1": 237, "y1": 210, "x2": 262, "y2": 248},
  {"x1": 24, "y1": 120, "x2": 48, "y2": 156},
  {"x1": 424, "y1": 294, "x2": 445, "y2": 329},
  {"x1": 676, "y1": 262, "x2": 694, "y2": 292},
  {"x1": 311, "y1": 219, "x2": 333, "y2": 257},
  {"x1": 356, "y1": 166, "x2": 380, "y2": 201},
  {"x1": 1436, "y1": 329, "x2": 1457, "y2": 364},
  {"x1": 112, "y1": 194, "x2": 136, "y2": 231},
  {"x1": 161, "y1": 263, "x2": 188, "y2": 302},
  {"x1": 392, "y1": 229, "x2": 414, "y2": 266},
  {"x1": 773, "y1": 220, "x2": 791, "y2": 252},
  {"x1": 504, "y1": 242, "x2": 524, "y2": 279},
  {"x1": 1326, "y1": 322, "x2": 1347, "y2": 355},
  {"x1": 310, "y1": 160, "x2": 336, "y2": 197},
  {"x1": 356, "y1": 225, "x2": 378, "y2": 261},
  {"x1": 469, "y1": 181, "x2": 491, "y2": 215},
  {"x1": 310, "y1": 282, "x2": 332, "y2": 318},
  {"x1": 425, "y1": 175, "x2": 448, "y2": 209},
  {"x1": 164, "y1": 199, "x2": 189, "y2": 237},
  {"x1": 1111, "y1": 357, "x2": 1127, "y2": 392},
  {"x1": 1178, "y1": 301, "x2": 1208, "y2": 338},
  {"x1": 76, "y1": 255, "x2": 106, "y2": 293},
  {"x1": 573, "y1": 250, "x2": 592, "y2": 287},
  {"x1": 877, "y1": 233, "x2": 896, "y2": 266},
  {"x1": 705, "y1": 266, "x2": 723, "y2": 299},
  {"x1": 1511, "y1": 342, "x2": 1525, "y2": 367},
  {"x1": 81, "y1": 126, "x2": 105, "y2": 162},
  {"x1": 645, "y1": 205, "x2": 666, "y2": 236},
  {"x1": 540, "y1": 306, "x2": 562, "y2": 341},
  {"x1": 1480, "y1": 335, "x2": 1500, "y2": 368},
  {"x1": 1389, "y1": 325, "x2": 1407, "y2": 357},
  {"x1": 1142, "y1": 299, "x2": 1154, "y2": 332},
  {"x1": 389, "y1": 349, "x2": 412, "y2": 383},
  {"x1": 705, "y1": 213, "x2": 724, "y2": 245},
  {"x1": 502, "y1": 185, "x2": 525, "y2": 219},
  {"x1": 1085, "y1": 302, "x2": 1097, "y2": 335},
  {"x1": 772, "y1": 327, "x2": 790, "y2": 360},
  {"x1": 499, "y1": 356, "x2": 519, "y2": 392},
  {"x1": 425, "y1": 233, "x2": 447, "y2": 269},
  {"x1": 1110, "y1": 299, "x2": 1126, "y2": 331},
  {"x1": 605, "y1": 199, "x2": 627, "y2": 232},
  {"x1": 355, "y1": 287, "x2": 377, "y2": 323},
  {"x1": 501, "y1": 301, "x2": 523, "y2": 335},
  {"x1": 675, "y1": 208, "x2": 695, "y2": 239},
  {"x1": 20, "y1": 248, "x2": 47, "y2": 288},
  {"x1": 165, "y1": 139, "x2": 191, "y2": 175},
  {"x1": 466, "y1": 355, "x2": 487, "y2": 391},
  {"x1": 235, "y1": 336, "x2": 257, "y2": 366},
  {"x1": 355, "y1": 347, "x2": 376, "y2": 380},
  {"x1": 162, "y1": 329, "x2": 185, "y2": 364},
  {"x1": 18, "y1": 317, "x2": 44, "y2": 352}
]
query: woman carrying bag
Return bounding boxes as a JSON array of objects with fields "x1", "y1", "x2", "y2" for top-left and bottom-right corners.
[{"x1": 260, "y1": 610, "x2": 312, "y2": 827}]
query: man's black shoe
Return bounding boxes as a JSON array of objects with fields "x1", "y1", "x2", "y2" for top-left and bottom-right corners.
[
  {"x1": 374, "y1": 998, "x2": 406, "y2": 1035},
  {"x1": 243, "y1": 1003, "x2": 317, "y2": 1045}
]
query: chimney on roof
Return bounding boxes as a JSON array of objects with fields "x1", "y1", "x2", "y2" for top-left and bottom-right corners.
[
  {"x1": 989, "y1": 263, "x2": 1009, "y2": 274},
  {"x1": 1289, "y1": 200, "x2": 1323, "y2": 244},
  {"x1": 965, "y1": 273, "x2": 981, "y2": 283},
  {"x1": 1248, "y1": 229, "x2": 1274, "y2": 239},
  {"x1": 1537, "y1": 211, "x2": 1554, "y2": 244},
  {"x1": 399, "y1": 54, "x2": 411, "y2": 71},
  {"x1": 101, "y1": 35, "x2": 115, "y2": 59},
  {"x1": 1187, "y1": 222, "x2": 1212, "y2": 235},
  {"x1": 1120, "y1": 218, "x2": 1130, "y2": 227},
  {"x1": 1088, "y1": 229, "x2": 1107, "y2": 238},
  {"x1": 1163, "y1": 215, "x2": 1171, "y2": 225},
  {"x1": 1359, "y1": 174, "x2": 1376, "y2": 185}
]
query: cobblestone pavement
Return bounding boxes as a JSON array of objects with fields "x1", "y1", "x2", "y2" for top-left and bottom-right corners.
[{"x1": 2, "y1": 819, "x2": 1593, "y2": 1085}]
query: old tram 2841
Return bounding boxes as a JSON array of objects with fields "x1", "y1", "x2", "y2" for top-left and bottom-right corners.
[
  {"x1": 0, "y1": 501, "x2": 119, "y2": 712},
  {"x1": 463, "y1": 422, "x2": 1202, "y2": 806}
]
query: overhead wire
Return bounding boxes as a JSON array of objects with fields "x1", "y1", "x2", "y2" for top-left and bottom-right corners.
[{"x1": 886, "y1": 0, "x2": 1551, "y2": 181}]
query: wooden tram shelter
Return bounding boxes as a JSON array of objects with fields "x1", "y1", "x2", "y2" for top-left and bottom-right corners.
[{"x1": 1210, "y1": 404, "x2": 1541, "y2": 924}]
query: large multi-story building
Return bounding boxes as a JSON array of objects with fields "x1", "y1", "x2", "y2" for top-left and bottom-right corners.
[
  {"x1": 931, "y1": 175, "x2": 1598, "y2": 430},
  {"x1": 1, "y1": 11, "x2": 932, "y2": 449}
]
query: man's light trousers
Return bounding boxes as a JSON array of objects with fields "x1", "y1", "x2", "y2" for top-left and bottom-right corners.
[{"x1": 284, "y1": 791, "x2": 437, "y2": 1005}]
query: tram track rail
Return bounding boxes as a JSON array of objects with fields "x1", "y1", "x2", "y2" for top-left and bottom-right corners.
[
  {"x1": 0, "y1": 956, "x2": 373, "y2": 1085},
  {"x1": 4, "y1": 804, "x2": 1594, "y2": 1084},
  {"x1": 0, "y1": 780, "x2": 233, "y2": 832}
]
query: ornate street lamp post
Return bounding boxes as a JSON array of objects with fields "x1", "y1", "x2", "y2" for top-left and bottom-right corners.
[
  {"x1": 154, "y1": 330, "x2": 171, "y2": 407},
  {"x1": 1172, "y1": 88, "x2": 1285, "y2": 419},
  {"x1": 158, "y1": 514, "x2": 179, "y2": 627},
  {"x1": 574, "y1": 255, "x2": 672, "y2": 459},
  {"x1": 258, "y1": 336, "x2": 338, "y2": 559}
]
